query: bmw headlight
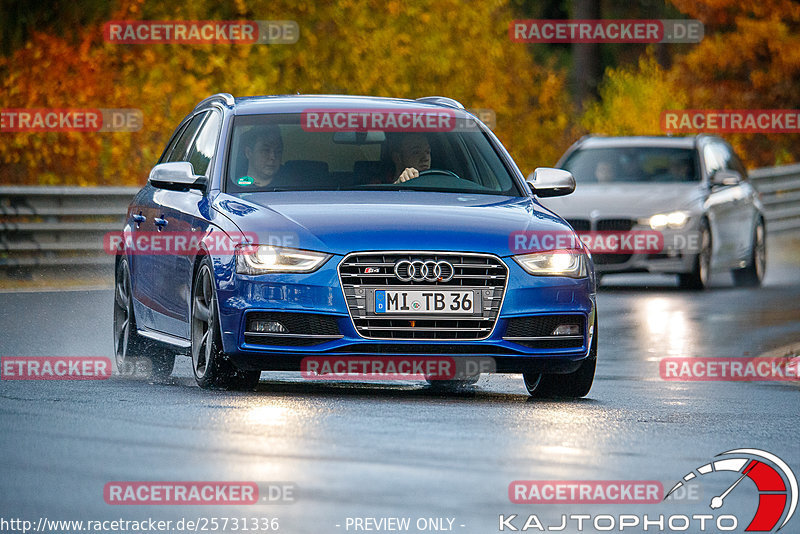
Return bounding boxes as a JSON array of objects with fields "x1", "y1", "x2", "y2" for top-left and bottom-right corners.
[
  {"x1": 513, "y1": 250, "x2": 589, "y2": 278},
  {"x1": 640, "y1": 210, "x2": 690, "y2": 230},
  {"x1": 236, "y1": 245, "x2": 331, "y2": 274}
]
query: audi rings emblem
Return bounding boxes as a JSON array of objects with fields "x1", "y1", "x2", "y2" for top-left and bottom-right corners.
[{"x1": 394, "y1": 260, "x2": 455, "y2": 282}]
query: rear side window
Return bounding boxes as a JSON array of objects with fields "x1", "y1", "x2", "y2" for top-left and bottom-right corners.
[
  {"x1": 166, "y1": 112, "x2": 207, "y2": 163},
  {"x1": 187, "y1": 112, "x2": 222, "y2": 176}
]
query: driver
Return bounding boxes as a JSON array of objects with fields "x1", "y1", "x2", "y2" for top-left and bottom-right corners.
[
  {"x1": 594, "y1": 159, "x2": 617, "y2": 184},
  {"x1": 390, "y1": 133, "x2": 431, "y2": 184}
]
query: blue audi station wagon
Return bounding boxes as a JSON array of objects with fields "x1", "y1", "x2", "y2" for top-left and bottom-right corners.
[{"x1": 113, "y1": 93, "x2": 597, "y2": 397}]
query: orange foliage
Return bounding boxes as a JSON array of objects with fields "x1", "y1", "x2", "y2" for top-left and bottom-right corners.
[
  {"x1": 665, "y1": 0, "x2": 800, "y2": 165},
  {"x1": 0, "y1": 0, "x2": 575, "y2": 185}
]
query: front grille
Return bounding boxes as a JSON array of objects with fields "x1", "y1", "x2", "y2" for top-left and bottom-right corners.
[
  {"x1": 503, "y1": 314, "x2": 585, "y2": 349},
  {"x1": 566, "y1": 219, "x2": 591, "y2": 232},
  {"x1": 593, "y1": 253, "x2": 632, "y2": 265},
  {"x1": 331, "y1": 344, "x2": 518, "y2": 355},
  {"x1": 565, "y1": 219, "x2": 634, "y2": 264},
  {"x1": 566, "y1": 218, "x2": 635, "y2": 232},
  {"x1": 596, "y1": 218, "x2": 635, "y2": 231},
  {"x1": 243, "y1": 312, "x2": 342, "y2": 346},
  {"x1": 594, "y1": 219, "x2": 635, "y2": 263},
  {"x1": 338, "y1": 252, "x2": 508, "y2": 340}
]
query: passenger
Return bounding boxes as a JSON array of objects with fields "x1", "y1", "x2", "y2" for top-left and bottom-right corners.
[
  {"x1": 669, "y1": 157, "x2": 693, "y2": 181},
  {"x1": 240, "y1": 125, "x2": 283, "y2": 188}
]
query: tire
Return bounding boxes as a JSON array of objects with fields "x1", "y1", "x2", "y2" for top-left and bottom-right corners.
[
  {"x1": 191, "y1": 258, "x2": 261, "y2": 391},
  {"x1": 678, "y1": 218, "x2": 711, "y2": 290},
  {"x1": 523, "y1": 316, "x2": 597, "y2": 398},
  {"x1": 732, "y1": 219, "x2": 765, "y2": 287},
  {"x1": 113, "y1": 259, "x2": 175, "y2": 381}
]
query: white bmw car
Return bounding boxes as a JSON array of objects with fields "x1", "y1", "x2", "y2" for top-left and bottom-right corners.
[{"x1": 542, "y1": 135, "x2": 766, "y2": 289}]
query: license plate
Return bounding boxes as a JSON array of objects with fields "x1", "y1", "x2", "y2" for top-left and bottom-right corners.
[{"x1": 374, "y1": 290, "x2": 477, "y2": 314}]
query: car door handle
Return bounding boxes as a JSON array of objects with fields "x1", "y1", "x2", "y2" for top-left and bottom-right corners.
[{"x1": 154, "y1": 217, "x2": 168, "y2": 228}]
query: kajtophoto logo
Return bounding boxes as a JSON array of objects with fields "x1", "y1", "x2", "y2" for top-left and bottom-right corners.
[
  {"x1": 499, "y1": 449, "x2": 796, "y2": 532},
  {"x1": 665, "y1": 449, "x2": 797, "y2": 532}
]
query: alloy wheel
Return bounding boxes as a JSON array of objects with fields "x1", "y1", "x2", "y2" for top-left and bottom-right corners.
[
  {"x1": 191, "y1": 264, "x2": 215, "y2": 380},
  {"x1": 113, "y1": 261, "x2": 133, "y2": 369}
]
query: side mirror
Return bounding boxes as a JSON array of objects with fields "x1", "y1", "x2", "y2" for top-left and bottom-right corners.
[
  {"x1": 148, "y1": 162, "x2": 207, "y2": 191},
  {"x1": 526, "y1": 168, "x2": 576, "y2": 197},
  {"x1": 710, "y1": 169, "x2": 741, "y2": 187}
]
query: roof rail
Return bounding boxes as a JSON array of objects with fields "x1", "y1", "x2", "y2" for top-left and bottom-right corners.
[
  {"x1": 415, "y1": 96, "x2": 465, "y2": 110},
  {"x1": 194, "y1": 93, "x2": 235, "y2": 111}
]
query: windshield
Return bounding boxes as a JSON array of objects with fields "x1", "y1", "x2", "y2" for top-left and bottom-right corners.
[
  {"x1": 561, "y1": 147, "x2": 698, "y2": 184},
  {"x1": 225, "y1": 113, "x2": 522, "y2": 196}
]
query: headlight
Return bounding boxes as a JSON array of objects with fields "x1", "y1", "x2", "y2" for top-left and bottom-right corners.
[
  {"x1": 513, "y1": 250, "x2": 589, "y2": 278},
  {"x1": 236, "y1": 245, "x2": 331, "y2": 274},
  {"x1": 640, "y1": 210, "x2": 690, "y2": 230}
]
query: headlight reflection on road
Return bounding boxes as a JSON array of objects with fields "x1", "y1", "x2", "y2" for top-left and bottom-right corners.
[
  {"x1": 244, "y1": 403, "x2": 296, "y2": 427},
  {"x1": 640, "y1": 297, "x2": 696, "y2": 357}
]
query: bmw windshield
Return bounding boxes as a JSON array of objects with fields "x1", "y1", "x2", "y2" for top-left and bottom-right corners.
[
  {"x1": 225, "y1": 112, "x2": 522, "y2": 196},
  {"x1": 561, "y1": 147, "x2": 699, "y2": 184}
]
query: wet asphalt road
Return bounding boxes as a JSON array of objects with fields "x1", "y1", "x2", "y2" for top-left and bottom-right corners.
[{"x1": 1, "y1": 235, "x2": 799, "y2": 534}]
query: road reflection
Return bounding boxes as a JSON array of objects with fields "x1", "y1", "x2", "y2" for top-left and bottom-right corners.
[{"x1": 640, "y1": 297, "x2": 694, "y2": 357}]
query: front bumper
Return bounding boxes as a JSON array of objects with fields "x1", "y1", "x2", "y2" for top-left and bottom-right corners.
[
  {"x1": 593, "y1": 225, "x2": 699, "y2": 274},
  {"x1": 216, "y1": 255, "x2": 596, "y2": 373}
]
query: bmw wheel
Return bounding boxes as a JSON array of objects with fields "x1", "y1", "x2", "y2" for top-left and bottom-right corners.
[
  {"x1": 679, "y1": 218, "x2": 711, "y2": 290},
  {"x1": 732, "y1": 219, "x2": 766, "y2": 287},
  {"x1": 191, "y1": 257, "x2": 260, "y2": 390}
]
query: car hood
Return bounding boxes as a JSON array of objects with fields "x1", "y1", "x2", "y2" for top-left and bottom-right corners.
[
  {"x1": 540, "y1": 183, "x2": 705, "y2": 220},
  {"x1": 212, "y1": 191, "x2": 572, "y2": 256}
]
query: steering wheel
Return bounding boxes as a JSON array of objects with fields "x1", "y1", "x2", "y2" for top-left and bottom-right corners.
[{"x1": 417, "y1": 169, "x2": 461, "y2": 180}]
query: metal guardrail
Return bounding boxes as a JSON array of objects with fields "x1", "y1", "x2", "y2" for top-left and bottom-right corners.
[
  {"x1": 749, "y1": 163, "x2": 800, "y2": 233},
  {"x1": 1, "y1": 164, "x2": 799, "y2": 272},
  {"x1": 0, "y1": 186, "x2": 138, "y2": 270}
]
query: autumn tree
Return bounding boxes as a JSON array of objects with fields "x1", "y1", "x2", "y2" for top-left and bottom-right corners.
[
  {"x1": 666, "y1": 0, "x2": 800, "y2": 166},
  {"x1": 0, "y1": 0, "x2": 575, "y2": 185},
  {"x1": 578, "y1": 0, "x2": 800, "y2": 167}
]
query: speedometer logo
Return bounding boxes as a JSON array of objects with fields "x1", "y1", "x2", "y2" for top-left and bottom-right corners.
[{"x1": 665, "y1": 448, "x2": 797, "y2": 532}]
